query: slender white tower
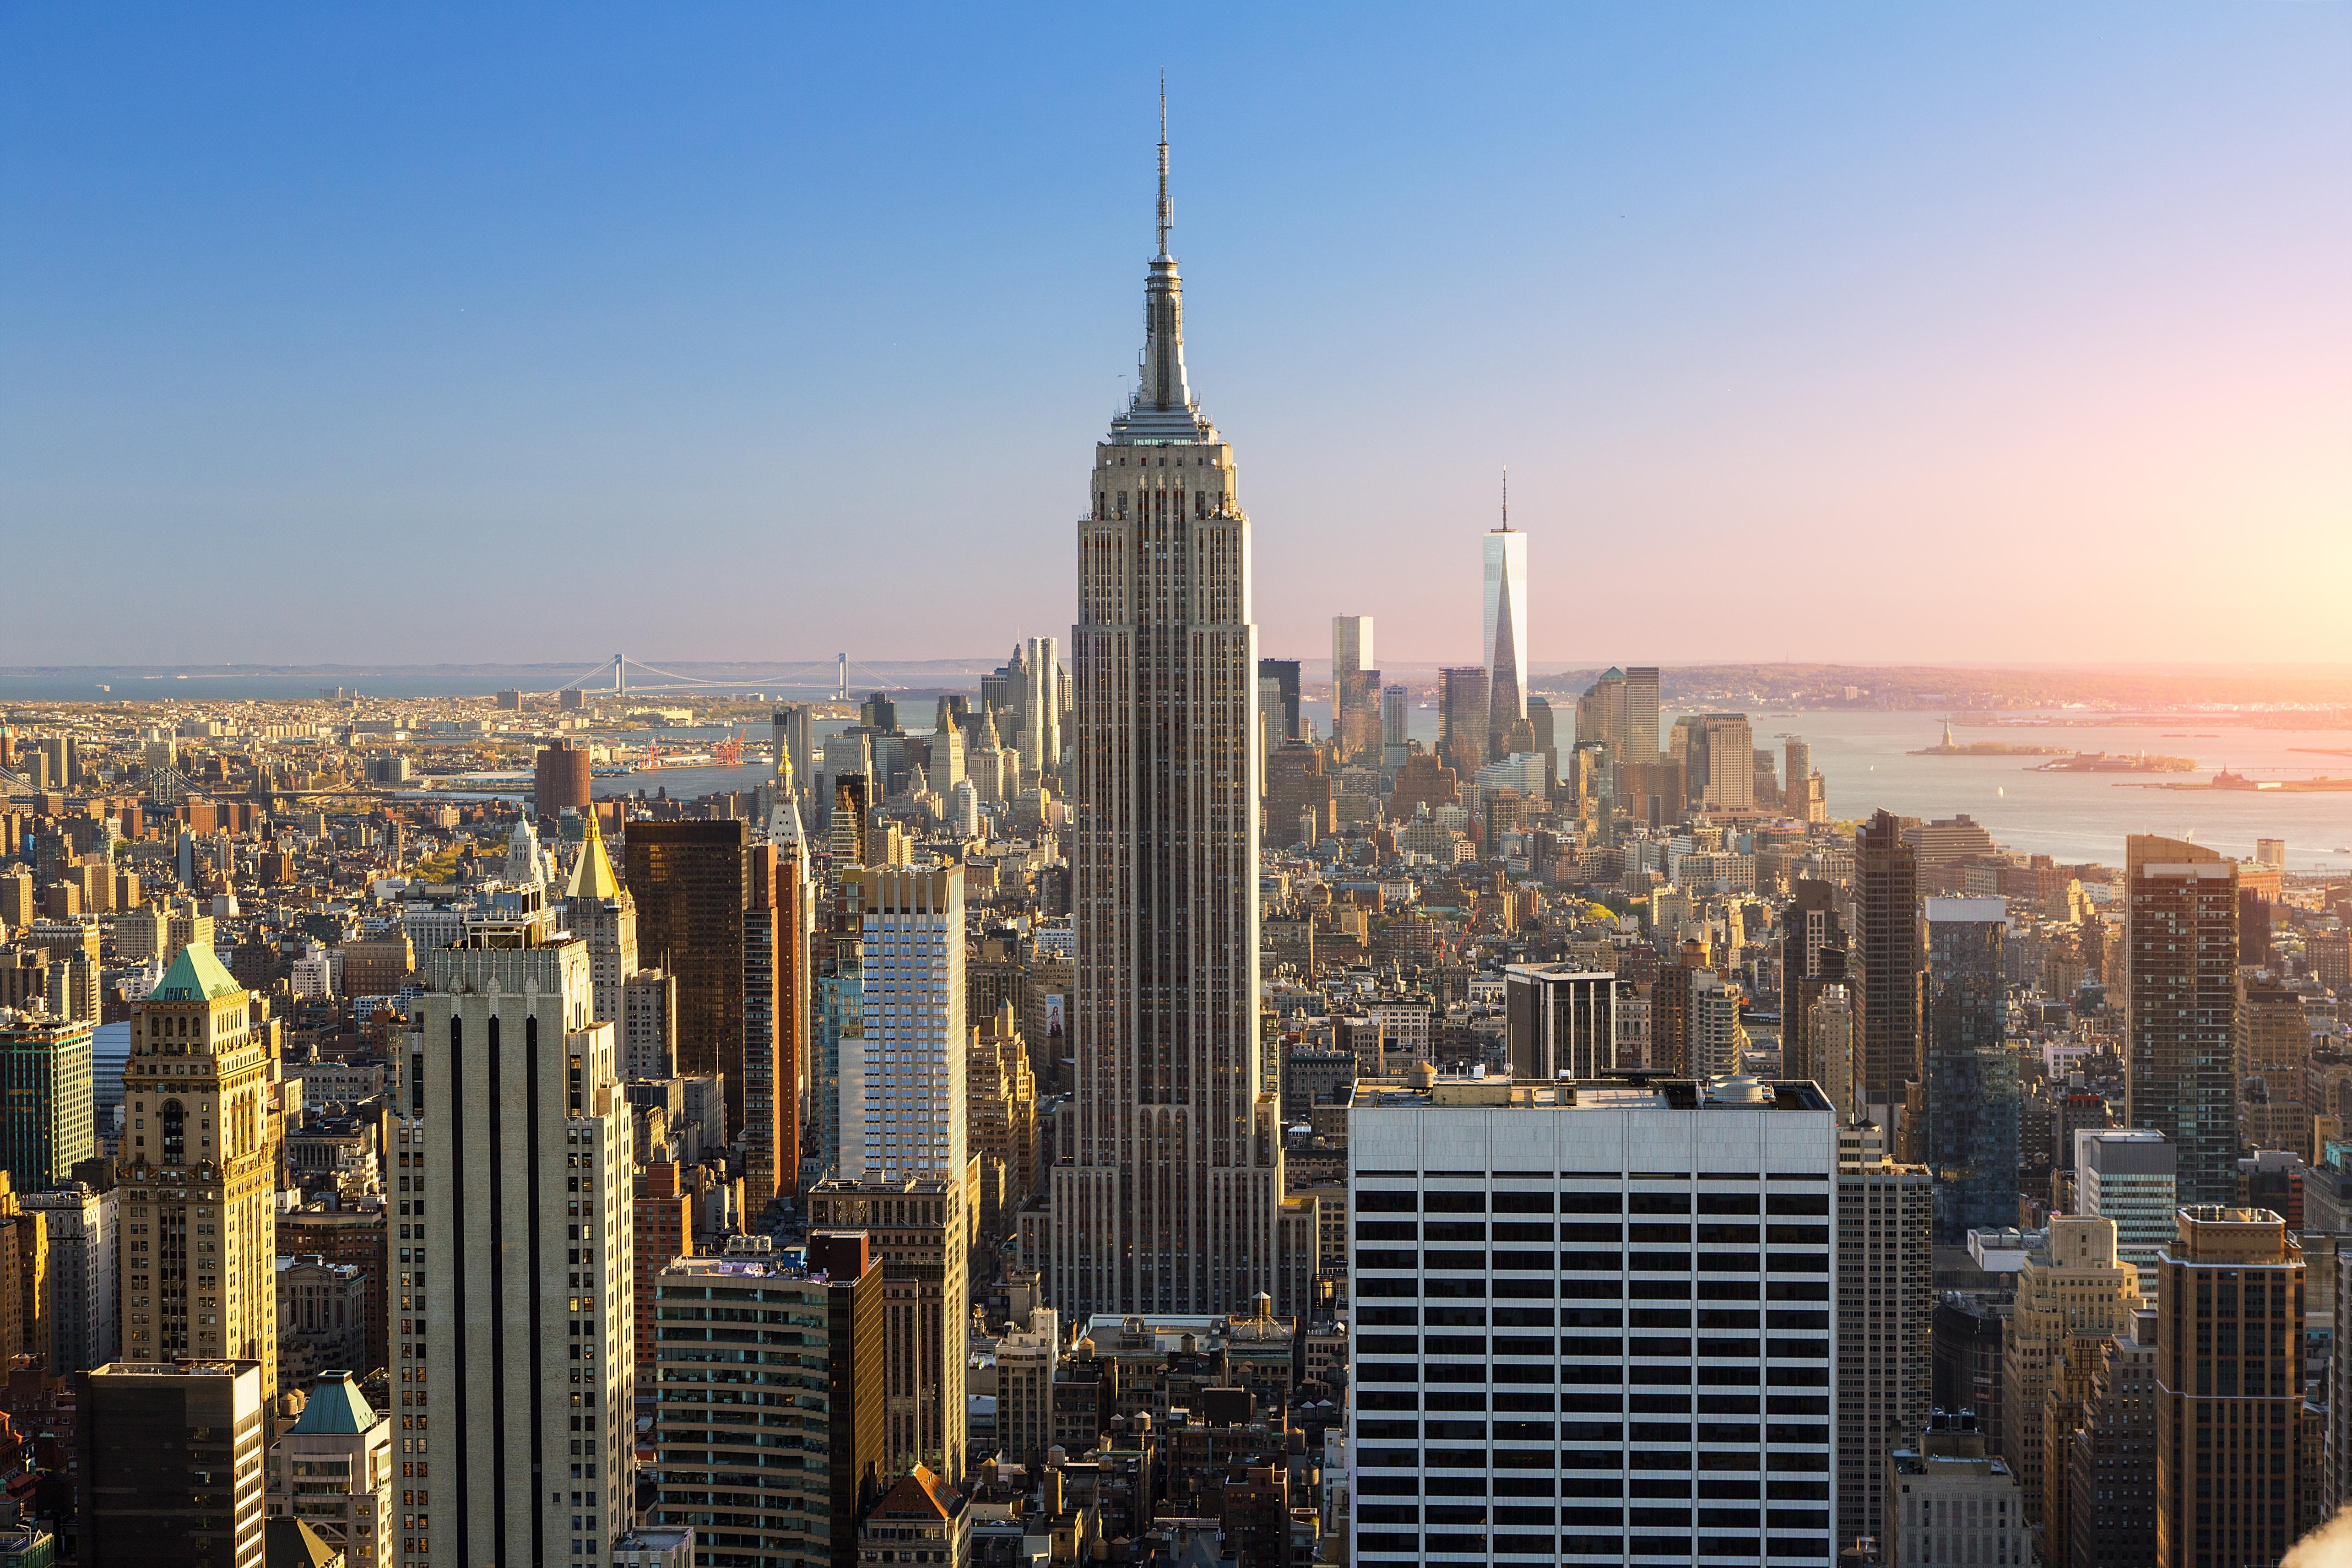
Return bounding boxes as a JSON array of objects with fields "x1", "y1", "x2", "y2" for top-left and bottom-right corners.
[
  {"x1": 1483, "y1": 469, "x2": 1528, "y2": 757},
  {"x1": 1051, "y1": 91, "x2": 1283, "y2": 1316}
]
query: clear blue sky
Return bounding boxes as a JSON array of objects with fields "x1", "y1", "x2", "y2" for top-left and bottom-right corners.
[{"x1": 5, "y1": 5, "x2": 2346, "y2": 669}]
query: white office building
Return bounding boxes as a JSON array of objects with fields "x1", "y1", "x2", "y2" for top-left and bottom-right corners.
[
  {"x1": 843, "y1": 866, "x2": 966, "y2": 1183},
  {"x1": 1349, "y1": 1070, "x2": 1839, "y2": 1567},
  {"x1": 948, "y1": 779, "x2": 981, "y2": 840},
  {"x1": 2075, "y1": 1128, "x2": 2177, "y2": 1289}
]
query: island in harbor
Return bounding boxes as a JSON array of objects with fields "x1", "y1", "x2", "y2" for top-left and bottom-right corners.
[
  {"x1": 2124, "y1": 771, "x2": 2352, "y2": 792},
  {"x1": 1911, "y1": 720, "x2": 2083, "y2": 758},
  {"x1": 1911, "y1": 739, "x2": 2075, "y2": 757},
  {"x1": 2034, "y1": 751, "x2": 2198, "y2": 774}
]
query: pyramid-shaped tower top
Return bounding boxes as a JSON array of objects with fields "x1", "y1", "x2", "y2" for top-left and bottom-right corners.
[
  {"x1": 289, "y1": 1371, "x2": 378, "y2": 1434},
  {"x1": 565, "y1": 810, "x2": 622, "y2": 902},
  {"x1": 151, "y1": 941, "x2": 242, "y2": 1002}
]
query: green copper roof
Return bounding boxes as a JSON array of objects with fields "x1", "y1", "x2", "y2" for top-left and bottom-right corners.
[
  {"x1": 288, "y1": 1373, "x2": 377, "y2": 1435},
  {"x1": 150, "y1": 942, "x2": 243, "y2": 1002}
]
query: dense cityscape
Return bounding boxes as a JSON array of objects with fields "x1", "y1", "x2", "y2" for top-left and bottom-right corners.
[{"x1": 7, "y1": 45, "x2": 2352, "y2": 1568}]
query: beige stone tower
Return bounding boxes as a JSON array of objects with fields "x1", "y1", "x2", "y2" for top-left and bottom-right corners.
[
  {"x1": 2000, "y1": 1214, "x2": 2143, "y2": 1531},
  {"x1": 1051, "y1": 96, "x2": 1284, "y2": 1317},
  {"x1": 119, "y1": 942, "x2": 280, "y2": 1391},
  {"x1": 411, "y1": 937, "x2": 634, "y2": 1568}
]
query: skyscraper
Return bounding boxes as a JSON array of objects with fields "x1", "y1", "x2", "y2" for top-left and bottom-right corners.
[
  {"x1": 625, "y1": 819, "x2": 761, "y2": 1163},
  {"x1": 1779, "y1": 879, "x2": 1847, "y2": 1093},
  {"x1": 771, "y1": 703, "x2": 814, "y2": 785},
  {"x1": 1924, "y1": 896, "x2": 2019, "y2": 1242},
  {"x1": 650, "y1": 1247, "x2": 878, "y2": 1566},
  {"x1": 1436, "y1": 665, "x2": 1490, "y2": 781},
  {"x1": 1500, "y1": 964, "x2": 1617, "y2": 1080},
  {"x1": 77, "y1": 1359, "x2": 268, "y2": 1568},
  {"x1": 2076, "y1": 1128, "x2": 2179, "y2": 1289},
  {"x1": 2063, "y1": 1308, "x2": 2160, "y2": 1568},
  {"x1": 119, "y1": 943, "x2": 279, "y2": 1390},
  {"x1": 1837, "y1": 1118, "x2": 1933, "y2": 1551},
  {"x1": 1332, "y1": 616, "x2": 1376, "y2": 761},
  {"x1": 1379, "y1": 683, "x2": 1409, "y2": 778},
  {"x1": 533, "y1": 739, "x2": 591, "y2": 822},
  {"x1": 1052, "y1": 105, "x2": 1284, "y2": 1318},
  {"x1": 563, "y1": 812, "x2": 636, "y2": 1031},
  {"x1": 1482, "y1": 510, "x2": 1527, "y2": 758},
  {"x1": 1854, "y1": 809, "x2": 1923, "y2": 1126},
  {"x1": 843, "y1": 866, "x2": 965, "y2": 1183},
  {"x1": 413, "y1": 938, "x2": 632, "y2": 1568},
  {"x1": 1623, "y1": 666, "x2": 1661, "y2": 759},
  {"x1": 1256, "y1": 658, "x2": 1302, "y2": 743},
  {"x1": 1348, "y1": 1069, "x2": 1839, "y2": 1568},
  {"x1": 0, "y1": 1010, "x2": 92, "y2": 1190},
  {"x1": 25, "y1": 1177, "x2": 114, "y2": 1372},
  {"x1": 1523, "y1": 693, "x2": 1558, "y2": 784},
  {"x1": 2124, "y1": 836, "x2": 2239, "y2": 1205},
  {"x1": 1887, "y1": 1416, "x2": 2032, "y2": 1568},
  {"x1": 1020, "y1": 635, "x2": 1061, "y2": 774},
  {"x1": 2000, "y1": 1216, "x2": 2143, "y2": 1531},
  {"x1": 2154, "y1": 1207, "x2": 2306, "y2": 1566},
  {"x1": 742, "y1": 841, "x2": 806, "y2": 1211},
  {"x1": 807, "y1": 1177, "x2": 969, "y2": 1482},
  {"x1": 761, "y1": 760, "x2": 816, "y2": 1195},
  {"x1": 1576, "y1": 667, "x2": 1626, "y2": 759},
  {"x1": 1696, "y1": 712, "x2": 1756, "y2": 811},
  {"x1": 1784, "y1": 734, "x2": 1827, "y2": 823}
]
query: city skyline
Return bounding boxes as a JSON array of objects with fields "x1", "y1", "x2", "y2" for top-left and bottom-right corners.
[
  {"x1": 5, "y1": 8, "x2": 2347, "y2": 667},
  {"x1": 10, "y1": 14, "x2": 2352, "y2": 1563}
]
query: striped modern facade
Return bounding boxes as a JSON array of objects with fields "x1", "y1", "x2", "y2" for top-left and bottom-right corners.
[{"x1": 1348, "y1": 1073, "x2": 1839, "y2": 1567}]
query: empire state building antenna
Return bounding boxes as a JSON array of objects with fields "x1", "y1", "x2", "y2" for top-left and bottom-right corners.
[{"x1": 1156, "y1": 72, "x2": 1172, "y2": 258}]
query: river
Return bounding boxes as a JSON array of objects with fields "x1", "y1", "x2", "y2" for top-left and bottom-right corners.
[{"x1": 1300, "y1": 701, "x2": 2352, "y2": 874}]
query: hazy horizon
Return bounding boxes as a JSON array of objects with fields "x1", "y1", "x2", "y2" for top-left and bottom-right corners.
[{"x1": 5, "y1": 6, "x2": 2346, "y2": 667}]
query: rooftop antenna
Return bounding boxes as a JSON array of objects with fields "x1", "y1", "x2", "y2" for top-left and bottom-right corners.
[
  {"x1": 1156, "y1": 72, "x2": 1172, "y2": 259},
  {"x1": 1501, "y1": 466, "x2": 1510, "y2": 531}
]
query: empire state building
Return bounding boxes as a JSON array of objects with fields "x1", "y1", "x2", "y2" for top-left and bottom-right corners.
[{"x1": 1049, "y1": 108, "x2": 1284, "y2": 1317}]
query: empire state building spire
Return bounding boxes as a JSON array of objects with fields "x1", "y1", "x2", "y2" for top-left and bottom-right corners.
[{"x1": 1123, "y1": 82, "x2": 1199, "y2": 436}]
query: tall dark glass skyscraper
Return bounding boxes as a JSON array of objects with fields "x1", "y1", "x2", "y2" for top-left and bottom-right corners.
[
  {"x1": 1924, "y1": 896, "x2": 2018, "y2": 1241},
  {"x1": 1854, "y1": 809, "x2": 1923, "y2": 1120},
  {"x1": 1780, "y1": 878, "x2": 1848, "y2": 1092},
  {"x1": 2124, "y1": 835, "x2": 2240, "y2": 1205}
]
